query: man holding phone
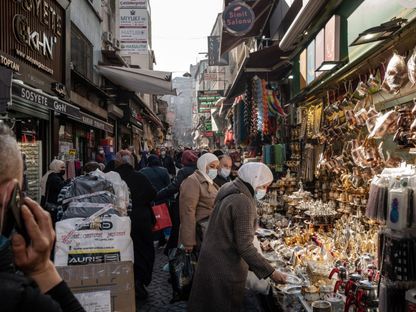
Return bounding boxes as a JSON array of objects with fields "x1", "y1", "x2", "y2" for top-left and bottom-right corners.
[{"x1": 0, "y1": 122, "x2": 85, "y2": 312}]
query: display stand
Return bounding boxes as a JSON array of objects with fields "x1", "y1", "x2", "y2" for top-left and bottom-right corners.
[{"x1": 19, "y1": 142, "x2": 42, "y2": 202}]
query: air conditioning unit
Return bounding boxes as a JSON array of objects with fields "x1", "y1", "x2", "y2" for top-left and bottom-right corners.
[
  {"x1": 113, "y1": 38, "x2": 121, "y2": 50},
  {"x1": 103, "y1": 32, "x2": 113, "y2": 44}
]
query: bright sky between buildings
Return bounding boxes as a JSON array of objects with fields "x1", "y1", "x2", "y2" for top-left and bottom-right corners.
[{"x1": 150, "y1": 0, "x2": 223, "y2": 76}]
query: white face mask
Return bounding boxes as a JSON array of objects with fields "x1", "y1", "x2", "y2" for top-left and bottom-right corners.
[
  {"x1": 220, "y1": 168, "x2": 231, "y2": 178},
  {"x1": 207, "y1": 168, "x2": 218, "y2": 180},
  {"x1": 255, "y1": 189, "x2": 267, "y2": 200}
]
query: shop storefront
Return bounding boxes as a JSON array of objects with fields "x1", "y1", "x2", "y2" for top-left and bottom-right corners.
[
  {"x1": 221, "y1": 0, "x2": 416, "y2": 310},
  {"x1": 57, "y1": 111, "x2": 115, "y2": 176},
  {"x1": 0, "y1": 0, "x2": 69, "y2": 202},
  {"x1": 8, "y1": 81, "x2": 79, "y2": 202}
]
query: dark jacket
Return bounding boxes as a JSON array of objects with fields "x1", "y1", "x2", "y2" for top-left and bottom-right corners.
[
  {"x1": 115, "y1": 163, "x2": 157, "y2": 286},
  {"x1": 160, "y1": 155, "x2": 176, "y2": 176},
  {"x1": 188, "y1": 178, "x2": 274, "y2": 312},
  {"x1": 213, "y1": 175, "x2": 230, "y2": 187},
  {"x1": 0, "y1": 273, "x2": 84, "y2": 312},
  {"x1": 45, "y1": 173, "x2": 66, "y2": 204},
  {"x1": 140, "y1": 166, "x2": 170, "y2": 203},
  {"x1": 156, "y1": 165, "x2": 197, "y2": 201}
]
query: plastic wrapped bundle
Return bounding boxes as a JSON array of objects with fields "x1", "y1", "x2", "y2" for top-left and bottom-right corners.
[{"x1": 91, "y1": 170, "x2": 130, "y2": 216}]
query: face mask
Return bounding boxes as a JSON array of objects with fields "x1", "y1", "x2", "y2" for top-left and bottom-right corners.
[
  {"x1": 220, "y1": 168, "x2": 231, "y2": 178},
  {"x1": 255, "y1": 189, "x2": 267, "y2": 200},
  {"x1": 207, "y1": 169, "x2": 218, "y2": 180},
  {"x1": 234, "y1": 162, "x2": 241, "y2": 167},
  {"x1": 161, "y1": 151, "x2": 166, "y2": 156},
  {"x1": 59, "y1": 170, "x2": 66, "y2": 175}
]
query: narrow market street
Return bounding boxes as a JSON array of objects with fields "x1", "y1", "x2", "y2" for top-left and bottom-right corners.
[{"x1": 2, "y1": 0, "x2": 416, "y2": 311}]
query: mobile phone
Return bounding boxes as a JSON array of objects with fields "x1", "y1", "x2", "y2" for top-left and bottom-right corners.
[{"x1": 2, "y1": 182, "x2": 30, "y2": 244}]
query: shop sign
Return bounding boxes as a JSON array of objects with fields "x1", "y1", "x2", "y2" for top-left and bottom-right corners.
[
  {"x1": 80, "y1": 112, "x2": 114, "y2": 133},
  {"x1": 208, "y1": 36, "x2": 229, "y2": 66},
  {"x1": 0, "y1": 53, "x2": 21, "y2": 72},
  {"x1": 120, "y1": 0, "x2": 147, "y2": 9},
  {"x1": 223, "y1": 1, "x2": 255, "y2": 36},
  {"x1": 119, "y1": 8, "x2": 148, "y2": 55},
  {"x1": 0, "y1": 0, "x2": 66, "y2": 86},
  {"x1": 197, "y1": 90, "x2": 223, "y2": 112},
  {"x1": 12, "y1": 83, "x2": 80, "y2": 118}
]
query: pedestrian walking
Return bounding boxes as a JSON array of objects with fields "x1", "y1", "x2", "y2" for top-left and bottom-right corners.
[
  {"x1": 160, "y1": 147, "x2": 176, "y2": 176},
  {"x1": 156, "y1": 149, "x2": 199, "y2": 255},
  {"x1": 140, "y1": 155, "x2": 171, "y2": 247},
  {"x1": 179, "y1": 153, "x2": 219, "y2": 253},
  {"x1": 114, "y1": 150, "x2": 157, "y2": 300},
  {"x1": 188, "y1": 163, "x2": 287, "y2": 312}
]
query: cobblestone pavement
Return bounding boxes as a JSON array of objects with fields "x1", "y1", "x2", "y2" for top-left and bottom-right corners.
[
  {"x1": 136, "y1": 246, "x2": 187, "y2": 312},
  {"x1": 137, "y1": 246, "x2": 267, "y2": 312}
]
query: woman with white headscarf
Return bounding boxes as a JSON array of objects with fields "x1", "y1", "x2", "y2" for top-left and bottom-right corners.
[
  {"x1": 179, "y1": 153, "x2": 219, "y2": 253},
  {"x1": 188, "y1": 163, "x2": 287, "y2": 312},
  {"x1": 41, "y1": 159, "x2": 67, "y2": 224}
]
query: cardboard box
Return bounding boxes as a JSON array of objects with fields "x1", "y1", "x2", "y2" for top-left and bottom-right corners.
[{"x1": 57, "y1": 261, "x2": 136, "y2": 312}]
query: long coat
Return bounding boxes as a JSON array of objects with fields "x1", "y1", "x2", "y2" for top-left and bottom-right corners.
[
  {"x1": 187, "y1": 178, "x2": 274, "y2": 312},
  {"x1": 179, "y1": 170, "x2": 219, "y2": 248},
  {"x1": 115, "y1": 164, "x2": 157, "y2": 286}
]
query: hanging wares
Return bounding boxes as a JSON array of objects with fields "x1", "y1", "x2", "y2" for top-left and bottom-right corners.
[
  {"x1": 261, "y1": 79, "x2": 270, "y2": 135},
  {"x1": 408, "y1": 46, "x2": 416, "y2": 86},
  {"x1": 382, "y1": 52, "x2": 408, "y2": 94}
]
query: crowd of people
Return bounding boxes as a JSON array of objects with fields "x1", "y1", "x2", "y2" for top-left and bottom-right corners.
[{"x1": 0, "y1": 120, "x2": 287, "y2": 311}]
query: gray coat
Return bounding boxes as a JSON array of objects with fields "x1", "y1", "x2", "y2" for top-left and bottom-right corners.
[{"x1": 187, "y1": 178, "x2": 274, "y2": 312}]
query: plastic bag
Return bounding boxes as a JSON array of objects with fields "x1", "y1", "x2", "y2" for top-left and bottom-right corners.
[
  {"x1": 246, "y1": 236, "x2": 270, "y2": 295},
  {"x1": 168, "y1": 248, "x2": 197, "y2": 303},
  {"x1": 91, "y1": 170, "x2": 129, "y2": 216}
]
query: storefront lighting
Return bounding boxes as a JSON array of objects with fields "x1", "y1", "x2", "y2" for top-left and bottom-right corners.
[
  {"x1": 350, "y1": 18, "x2": 407, "y2": 46},
  {"x1": 288, "y1": 75, "x2": 294, "y2": 79},
  {"x1": 315, "y1": 60, "x2": 343, "y2": 72}
]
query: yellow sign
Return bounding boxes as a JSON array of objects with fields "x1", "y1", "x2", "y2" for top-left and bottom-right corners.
[{"x1": 68, "y1": 149, "x2": 77, "y2": 156}]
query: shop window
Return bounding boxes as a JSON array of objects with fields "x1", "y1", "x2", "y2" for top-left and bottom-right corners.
[{"x1": 71, "y1": 24, "x2": 93, "y2": 80}]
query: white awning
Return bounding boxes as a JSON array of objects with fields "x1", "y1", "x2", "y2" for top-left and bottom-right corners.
[{"x1": 96, "y1": 66, "x2": 177, "y2": 95}]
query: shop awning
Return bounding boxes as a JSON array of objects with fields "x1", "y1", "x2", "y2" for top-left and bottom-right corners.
[
  {"x1": 96, "y1": 66, "x2": 176, "y2": 96},
  {"x1": 225, "y1": 44, "x2": 293, "y2": 99},
  {"x1": 220, "y1": 0, "x2": 276, "y2": 55}
]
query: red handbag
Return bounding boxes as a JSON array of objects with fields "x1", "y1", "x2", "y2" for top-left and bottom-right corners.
[{"x1": 152, "y1": 203, "x2": 172, "y2": 232}]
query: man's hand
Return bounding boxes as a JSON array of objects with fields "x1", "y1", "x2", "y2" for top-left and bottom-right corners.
[
  {"x1": 12, "y1": 197, "x2": 62, "y2": 293},
  {"x1": 184, "y1": 246, "x2": 193, "y2": 253},
  {"x1": 270, "y1": 270, "x2": 287, "y2": 284}
]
